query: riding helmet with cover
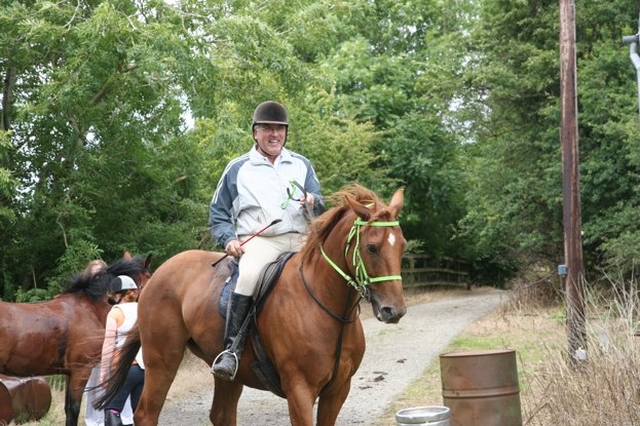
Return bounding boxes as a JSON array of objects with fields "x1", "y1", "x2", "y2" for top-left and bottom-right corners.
[
  {"x1": 252, "y1": 101, "x2": 289, "y2": 128},
  {"x1": 110, "y1": 275, "x2": 138, "y2": 293}
]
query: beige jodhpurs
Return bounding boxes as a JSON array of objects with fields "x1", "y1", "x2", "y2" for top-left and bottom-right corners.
[{"x1": 233, "y1": 233, "x2": 306, "y2": 297}]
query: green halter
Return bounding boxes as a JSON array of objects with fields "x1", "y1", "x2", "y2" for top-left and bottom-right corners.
[{"x1": 321, "y1": 217, "x2": 403, "y2": 297}]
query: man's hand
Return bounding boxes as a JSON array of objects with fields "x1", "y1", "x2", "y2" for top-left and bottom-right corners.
[
  {"x1": 225, "y1": 240, "x2": 245, "y2": 258},
  {"x1": 301, "y1": 193, "x2": 315, "y2": 209}
]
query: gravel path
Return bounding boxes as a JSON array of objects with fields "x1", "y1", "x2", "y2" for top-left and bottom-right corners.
[{"x1": 159, "y1": 289, "x2": 507, "y2": 425}]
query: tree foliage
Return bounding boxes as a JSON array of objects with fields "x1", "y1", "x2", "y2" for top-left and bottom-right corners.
[
  {"x1": 459, "y1": 0, "x2": 640, "y2": 282},
  {"x1": 1, "y1": 0, "x2": 639, "y2": 298}
]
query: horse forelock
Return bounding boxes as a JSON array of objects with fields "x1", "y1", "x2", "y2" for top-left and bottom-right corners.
[
  {"x1": 333, "y1": 183, "x2": 380, "y2": 207},
  {"x1": 371, "y1": 204, "x2": 398, "y2": 223}
]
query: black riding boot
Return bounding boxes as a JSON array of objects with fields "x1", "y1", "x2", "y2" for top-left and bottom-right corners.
[
  {"x1": 104, "y1": 410, "x2": 124, "y2": 426},
  {"x1": 211, "y1": 292, "x2": 253, "y2": 380}
]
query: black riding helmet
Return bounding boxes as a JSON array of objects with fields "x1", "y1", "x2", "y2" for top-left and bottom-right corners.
[
  {"x1": 252, "y1": 101, "x2": 289, "y2": 146},
  {"x1": 252, "y1": 101, "x2": 289, "y2": 128}
]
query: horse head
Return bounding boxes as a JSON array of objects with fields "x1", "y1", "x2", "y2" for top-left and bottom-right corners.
[
  {"x1": 344, "y1": 187, "x2": 407, "y2": 324},
  {"x1": 306, "y1": 184, "x2": 408, "y2": 324}
]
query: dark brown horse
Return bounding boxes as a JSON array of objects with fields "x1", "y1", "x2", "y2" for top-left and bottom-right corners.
[
  {"x1": 105, "y1": 184, "x2": 407, "y2": 426},
  {"x1": 0, "y1": 253, "x2": 152, "y2": 426}
]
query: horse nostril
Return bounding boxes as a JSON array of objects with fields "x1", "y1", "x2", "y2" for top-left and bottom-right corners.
[{"x1": 379, "y1": 306, "x2": 406, "y2": 324}]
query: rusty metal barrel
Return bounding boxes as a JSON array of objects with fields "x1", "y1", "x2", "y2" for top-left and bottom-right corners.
[
  {"x1": 0, "y1": 375, "x2": 52, "y2": 424},
  {"x1": 439, "y1": 349, "x2": 522, "y2": 426}
]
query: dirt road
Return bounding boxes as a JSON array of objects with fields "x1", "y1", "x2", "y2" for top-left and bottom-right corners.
[{"x1": 158, "y1": 289, "x2": 507, "y2": 425}]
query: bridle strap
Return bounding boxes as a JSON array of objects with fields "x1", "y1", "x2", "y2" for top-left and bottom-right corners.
[
  {"x1": 299, "y1": 263, "x2": 357, "y2": 324},
  {"x1": 306, "y1": 216, "x2": 402, "y2": 396},
  {"x1": 299, "y1": 263, "x2": 360, "y2": 397},
  {"x1": 321, "y1": 217, "x2": 402, "y2": 297}
]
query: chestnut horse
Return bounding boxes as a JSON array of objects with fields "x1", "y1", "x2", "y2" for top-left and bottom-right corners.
[
  {"x1": 0, "y1": 253, "x2": 152, "y2": 426},
  {"x1": 105, "y1": 184, "x2": 407, "y2": 426}
]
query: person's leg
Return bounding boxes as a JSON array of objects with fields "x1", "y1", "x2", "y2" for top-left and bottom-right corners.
[
  {"x1": 286, "y1": 232, "x2": 306, "y2": 252},
  {"x1": 83, "y1": 365, "x2": 104, "y2": 426},
  {"x1": 211, "y1": 235, "x2": 287, "y2": 380},
  {"x1": 128, "y1": 364, "x2": 145, "y2": 410},
  {"x1": 234, "y1": 235, "x2": 287, "y2": 296},
  {"x1": 104, "y1": 410, "x2": 123, "y2": 426},
  {"x1": 103, "y1": 366, "x2": 138, "y2": 426}
]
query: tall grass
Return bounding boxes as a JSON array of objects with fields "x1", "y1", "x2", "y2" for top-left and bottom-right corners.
[{"x1": 524, "y1": 276, "x2": 640, "y2": 425}]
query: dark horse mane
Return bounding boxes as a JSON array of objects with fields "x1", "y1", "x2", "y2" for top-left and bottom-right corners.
[
  {"x1": 61, "y1": 256, "x2": 149, "y2": 301},
  {"x1": 301, "y1": 183, "x2": 390, "y2": 263}
]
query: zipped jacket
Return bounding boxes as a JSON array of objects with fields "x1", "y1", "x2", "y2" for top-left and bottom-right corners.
[{"x1": 209, "y1": 146, "x2": 324, "y2": 250}]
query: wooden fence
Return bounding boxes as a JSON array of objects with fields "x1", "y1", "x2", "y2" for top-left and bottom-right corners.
[{"x1": 401, "y1": 254, "x2": 470, "y2": 290}]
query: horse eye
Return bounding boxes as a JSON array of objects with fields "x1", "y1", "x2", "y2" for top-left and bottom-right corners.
[{"x1": 366, "y1": 244, "x2": 378, "y2": 254}]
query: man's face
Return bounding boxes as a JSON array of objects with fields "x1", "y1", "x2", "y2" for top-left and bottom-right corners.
[{"x1": 253, "y1": 124, "x2": 287, "y2": 160}]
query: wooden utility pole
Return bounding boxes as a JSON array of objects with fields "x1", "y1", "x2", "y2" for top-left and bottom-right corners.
[{"x1": 559, "y1": 0, "x2": 586, "y2": 366}]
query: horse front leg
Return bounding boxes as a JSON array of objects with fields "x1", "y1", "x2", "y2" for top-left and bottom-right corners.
[
  {"x1": 210, "y1": 379, "x2": 243, "y2": 426},
  {"x1": 283, "y1": 384, "x2": 317, "y2": 426},
  {"x1": 315, "y1": 380, "x2": 351, "y2": 426}
]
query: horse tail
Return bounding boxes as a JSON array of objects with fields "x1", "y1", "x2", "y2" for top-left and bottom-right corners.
[{"x1": 93, "y1": 323, "x2": 142, "y2": 410}]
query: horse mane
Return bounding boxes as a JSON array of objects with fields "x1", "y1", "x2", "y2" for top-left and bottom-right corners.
[
  {"x1": 301, "y1": 183, "x2": 383, "y2": 263},
  {"x1": 61, "y1": 256, "x2": 148, "y2": 301}
]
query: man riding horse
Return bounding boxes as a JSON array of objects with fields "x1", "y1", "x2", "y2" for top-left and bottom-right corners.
[{"x1": 208, "y1": 101, "x2": 325, "y2": 380}]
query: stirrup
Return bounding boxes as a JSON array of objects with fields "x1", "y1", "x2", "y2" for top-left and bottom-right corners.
[{"x1": 211, "y1": 349, "x2": 239, "y2": 380}]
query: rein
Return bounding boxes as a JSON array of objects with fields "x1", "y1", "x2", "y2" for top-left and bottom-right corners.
[
  {"x1": 320, "y1": 217, "x2": 402, "y2": 298},
  {"x1": 299, "y1": 263, "x2": 359, "y2": 397},
  {"x1": 299, "y1": 264, "x2": 358, "y2": 323}
]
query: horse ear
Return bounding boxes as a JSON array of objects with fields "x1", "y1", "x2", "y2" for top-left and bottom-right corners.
[
  {"x1": 345, "y1": 195, "x2": 372, "y2": 221},
  {"x1": 123, "y1": 251, "x2": 132, "y2": 260},
  {"x1": 388, "y1": 188, "x2": 404, "y2": 218},
  {"x1": 144, "y1": 253, "x2": 153, "y2": 269}
]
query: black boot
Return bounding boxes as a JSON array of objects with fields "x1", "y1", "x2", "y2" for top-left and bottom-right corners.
[
  {"x1": 211, "y1": 292, "x2": 253, "y2": 380},
  {"x1": 104, "y1": 410, "x2": 123, "y2": 426}
]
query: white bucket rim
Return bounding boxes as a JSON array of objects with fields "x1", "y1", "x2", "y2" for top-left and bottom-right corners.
[{"x1": 395, "y1": 405, "x2": 451, "y2": 422}]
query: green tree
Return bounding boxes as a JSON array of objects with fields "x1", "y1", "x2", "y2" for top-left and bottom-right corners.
[
  {"x1": 1, "y1": 0, "x2": 398, "y2": 298},
  {"x1": 0, "y1": 0, "x2": 205, "y2": 297},
  {"x1": 315, "y1": 0, "x2": 473, "y2": 260},
  {"x1": 459, "y1": 0, "x2": 640, "y2": 281}
]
